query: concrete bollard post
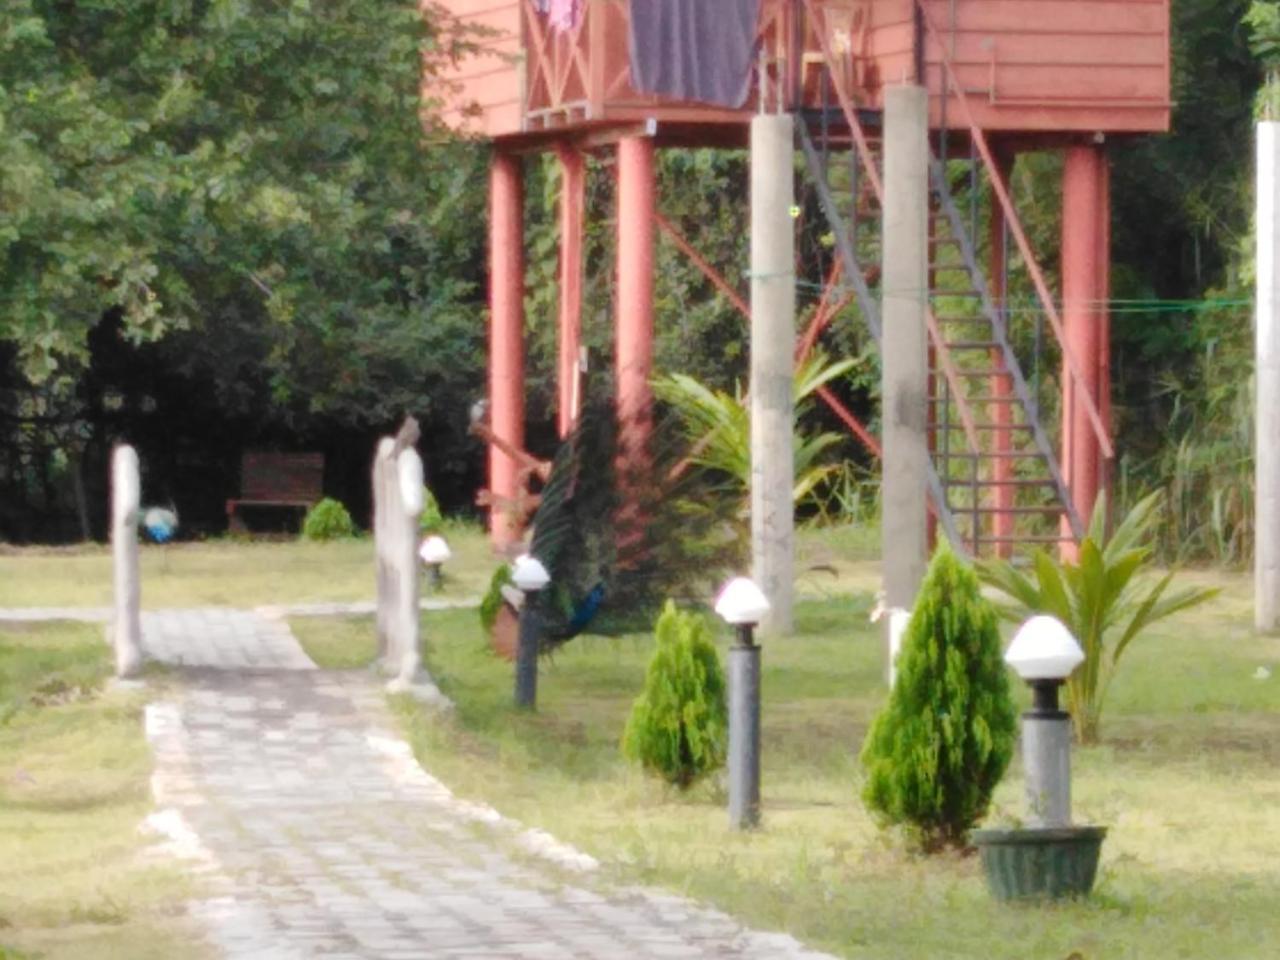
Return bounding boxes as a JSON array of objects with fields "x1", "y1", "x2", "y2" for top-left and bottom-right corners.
[
  {"x1": 111, "y1": 444, "x2": 144, "y2": 678},
  {"x1": 1257, "y1": 121, "x2": 1280, "y2": 632},
  {"x1": 388, "y1": 448, "x2": 424, "y2": 691},
  {"x1": 373, "y1": 437, "x2": 395, "y2": 664},
  {"x1": 727, "y1": 628, "x2": 762, "y2": 830}
]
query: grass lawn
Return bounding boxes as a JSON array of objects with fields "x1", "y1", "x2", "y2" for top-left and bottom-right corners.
[
  {"x1": 0, "y1": 622, "x2": 202, "y2": 959},
  {"x1": 0, "y1": 522, "x2": 491, "y2": 609},
  {"x1": 295, "y1": 561, "x2": 1280, "y2": 959}
]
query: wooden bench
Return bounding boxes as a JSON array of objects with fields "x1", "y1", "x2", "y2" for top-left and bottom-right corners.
[{"x1": 225, "y1": 452, "x2": 324, "y2": 532}]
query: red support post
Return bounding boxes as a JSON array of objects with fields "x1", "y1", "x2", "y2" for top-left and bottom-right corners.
[
  {"x1": 989, "y1": 151, "x2": 1015, "y2": 558},
  {"x1": 1060, "y1": 144, "x2": 1111, "y2": 552},
  {"x1": 488, "y1": 152, "x2": 525, "y2": 548},
  {"x1": 615, "y1": 136, "x2": 656, "y2": 514},
  {"x1": 556, "y1": 145, "x2": 586, "y2": 438}
]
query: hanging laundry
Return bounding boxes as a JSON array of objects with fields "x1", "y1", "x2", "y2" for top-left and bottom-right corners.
[
  {"x1": 628, "y1": 0, "x2": 760, "y2": 109},
  {"x1": 548, "y1": 0, "x2": 582, "y2": 32}
]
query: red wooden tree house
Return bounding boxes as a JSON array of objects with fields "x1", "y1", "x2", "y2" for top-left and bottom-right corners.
[{"x1": 429, "y1": 0, "x2": 1171, "y2": 556}]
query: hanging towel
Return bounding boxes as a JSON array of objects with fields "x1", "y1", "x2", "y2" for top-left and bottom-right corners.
[
  {"x1": 628, "y1": 0, "x2": 761, "y2": 109},
  {"x1": 548, "y1": 0, "x2": 582, "y2": 32}
]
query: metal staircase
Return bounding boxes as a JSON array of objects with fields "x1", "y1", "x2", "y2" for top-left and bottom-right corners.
[{"x1": 795, "y1": 80, "x2": 1085, "y2": 557}]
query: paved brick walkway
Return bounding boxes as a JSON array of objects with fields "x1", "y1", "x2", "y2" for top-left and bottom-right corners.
[{"x1": 137, "y1": 612, "x2": 838, "y2": 960}]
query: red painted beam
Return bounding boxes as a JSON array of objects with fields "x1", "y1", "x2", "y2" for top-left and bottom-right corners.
[
  {"x1": 556, "y1": 144, "x2": 585, "y2": 438},
  {"x1": 1060, "y1": 143, "x2": 1110, "y2": 551},
  {"x1": 616, "y1": 136, "x2": 656, "y2": 519},
  {"x1": 488, "y1": 152, "x2": 525, "y2": 548},
  {"x1": 654, "y1": 210, "x2": 751, "y2": 319}
]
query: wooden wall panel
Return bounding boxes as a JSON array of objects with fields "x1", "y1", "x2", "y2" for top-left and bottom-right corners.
[
  {"x1": 425, "y1": 0, "x2": 1172, "y2": 144},
  {"x1": 432, "y1": 0, "x2": 523, "y2": 138},
  {"x1": 920, "y1": 0, "x2": 1170, "y2": 132}
]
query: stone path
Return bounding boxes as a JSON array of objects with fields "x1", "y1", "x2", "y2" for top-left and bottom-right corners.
[{"x1": 135, "y1": 611, "x2": 838, "y2": 960}]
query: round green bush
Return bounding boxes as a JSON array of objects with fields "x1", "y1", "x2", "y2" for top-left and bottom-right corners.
[
  {"x1": 622, "y1": 601, "x2": 727, "y2": 789},
  {"x1": 860, "y1": 542, "x2": 1018, "y2": 852},
  {"x1": 419, "y1": 487, "x2": 443, "y2": 534},
  {"x1": 301, "y1": 497, "x2": 355, "y2": 541}
]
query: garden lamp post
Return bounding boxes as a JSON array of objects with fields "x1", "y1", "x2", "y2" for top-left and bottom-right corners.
[
  {"x1": 512, "y1": 554, "x2": 550, "y2": 710},
  {"x1": 418, "y1": 535, "x2": 451, "y2": 591},
  {"x1": 973, "y1": 615, "x2": 1107, "y2": 901},
  {"x1": 1004, "y1": 615, "x2": 1085, "y2": 827},
  {"x1": 715, "y1": 576, "x2": 770, "y2": 830}
]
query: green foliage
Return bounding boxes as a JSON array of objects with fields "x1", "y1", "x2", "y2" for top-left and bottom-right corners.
[
  {"x1": 622, "y1": 601, "x2": 728, "y2": 789},
  {"x1": 861, "y1": 544, "x2": 1017, "y2": 853},
  {"x1": 420, "y1": 487, "x2": 443, "y2": 534},
  {"x1": 654, "y1": 351, "x2": 860, "y2": 510},
  {"x1": 479, "y1": 563, "x2": 512, "y2": 635},
  {"x1": 1246, "y1": 0, "x2": 1280, "y2": 118},
  {"x1": 1, "y1": 0, "x2": 486, "y2": 420},
  {"x1": 977, "y1": 493, "x2": 1220, "y2": 744},
  {"x1": 301, "y1": 497, "x2": 355, "y2": 542}
]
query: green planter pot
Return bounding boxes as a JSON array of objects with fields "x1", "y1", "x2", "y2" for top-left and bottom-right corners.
[{"x1": 972, "y1": 826, "x2": 1107, "y2": 901}]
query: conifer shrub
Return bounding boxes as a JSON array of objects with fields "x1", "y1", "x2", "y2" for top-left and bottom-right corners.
[
  {"x1": 301, "y1": 497, "x2": 355, "y2": 541},
  {"x1": 622, "y1": 601, "x2": 728, "y2": 789},
  {"x1": 860, "y1": 543, "x2": 1018, "y2": 852},
  {"x1": 419, "y1": 487, "x2": 443, "y2": 534}
]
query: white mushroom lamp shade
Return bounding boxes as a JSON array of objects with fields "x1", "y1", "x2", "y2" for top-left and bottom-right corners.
[
  {"x1": 511, "y1": 554, "x2": 551, "y2": 592},
  {"x1": 419, "y1": 536, "x2": 451, "y2": 565},
  {"x1": 1005, "y1": 615, "x2": 1085, "y2": 681},
  {"x1": 714, "y1": 577, "x2": 771, "y2": 626}
]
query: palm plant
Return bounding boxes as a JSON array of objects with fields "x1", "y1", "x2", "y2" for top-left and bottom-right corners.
[
  {"x1": 653, "y1": 352, "x2": 858, "y2": 510},
  {"x1": 976, "y1": 492, "x2": 1219, "y2": 744}
]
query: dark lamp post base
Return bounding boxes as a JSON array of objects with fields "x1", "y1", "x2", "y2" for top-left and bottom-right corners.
[{"x1": 972, "y1": 826, "x2": 1107, "y2": 901}]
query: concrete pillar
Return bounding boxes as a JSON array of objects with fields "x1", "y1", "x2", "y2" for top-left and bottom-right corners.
[
  {"x1": 1257, "y1": 122, "x2": 1280, "y2": 631},
  {"x1": 750, "y1": 113, "x2": 796, "y2": 634},
  {"x1": 489, "y1": 152, "x2": 525, "y2": 548},
  {"x1": 557, "y1": 145, "x2": 586, "y2": 438},
  {"x1": 1061, "y1": 145, "x2": 1110, "y2": 541},
  {"x1": 880, "y1": 85, "x2": 930, "y2": 611},
  {"x1": 111, "y1": 444, "x2": 143, "y2": 678},
  {"x1": 615, "y1": 136, "x2": 656, "y2": 541}
]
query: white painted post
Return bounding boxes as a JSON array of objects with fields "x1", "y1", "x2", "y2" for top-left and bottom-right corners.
[
  {"x1": 388, "y1": 448, "x2": 424, "y2": 691},
  {"x1": 1258, "y1": 121, "x2": 1280, "y2": 633},
  {"x1": 111, "y1": 444, "x2": 144, "y2": 678},
  {"x1": 750, "y1": 111, "x2": 796, "y2": 635},
  {"x1": 887, "y1": 608, "x2": 910, "y2": 689}
]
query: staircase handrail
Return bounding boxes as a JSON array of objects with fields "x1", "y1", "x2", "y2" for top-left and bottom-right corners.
[
  {"x1": 912, "y1": 0, "x2": 1115, "y2": 461},
  {"x1": 797, "y1": 0, "x2": 980, "y2": 454}
]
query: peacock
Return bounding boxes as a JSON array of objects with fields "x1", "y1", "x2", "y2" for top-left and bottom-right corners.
[{"x1": 515, "y1": 385, "x2": 747, "y2": 653}]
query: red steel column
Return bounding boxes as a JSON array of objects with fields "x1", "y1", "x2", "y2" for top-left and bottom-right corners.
[
  {"x1": 989, "y1": 151, "x2": 1014, "y2": 558},
  {"x1": 556, "y1": 145, "x2": 586, "y2": 438},
  {"x1": 615, "y1": 136, "x2": 656, "y2": 497},
  {"x1": 489, "y1": 152, "x2": 525, "y2": 547},
  {"x1": 1060, "y1": 144, "x2": 1110, "y2": 546}
]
